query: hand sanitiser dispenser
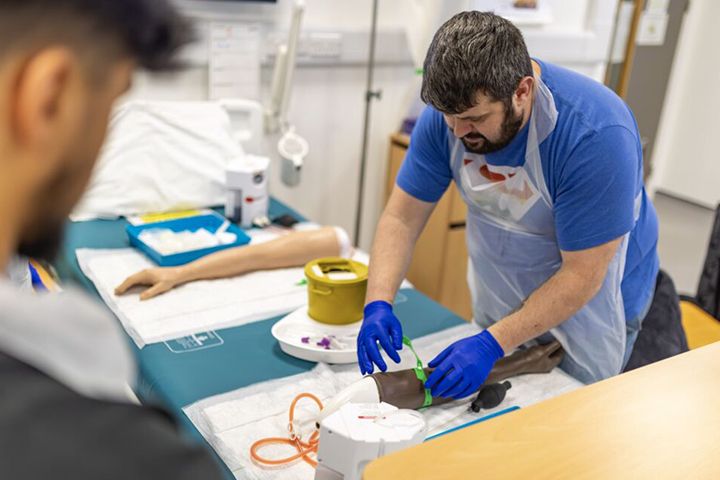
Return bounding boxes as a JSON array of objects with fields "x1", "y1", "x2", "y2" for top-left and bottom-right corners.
[{"x1": 225, "y1": 156, "x2": 270, "y2": 228}]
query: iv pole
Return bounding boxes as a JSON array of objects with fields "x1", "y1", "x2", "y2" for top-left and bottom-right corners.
[{"x1": 354, "y1": 0, "x2": 381, "y2": 246}]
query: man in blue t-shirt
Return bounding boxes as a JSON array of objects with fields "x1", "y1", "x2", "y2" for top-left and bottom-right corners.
[{"x1": 357, "y1": 11, "x2": 664, "y2": 390}]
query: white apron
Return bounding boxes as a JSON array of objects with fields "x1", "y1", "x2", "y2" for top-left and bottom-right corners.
[{"x1": 450, "y1": 77, "x2": 632, "y2": 383}]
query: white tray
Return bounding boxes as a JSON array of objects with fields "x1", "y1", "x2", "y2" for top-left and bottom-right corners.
[{"x1": 271, "y1": 306, "x2": 361, "y2": 364}]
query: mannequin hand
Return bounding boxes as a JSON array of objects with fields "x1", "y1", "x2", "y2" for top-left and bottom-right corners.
[{"x1": 115, "y1": 267, "x2": 184, "y2": 301}]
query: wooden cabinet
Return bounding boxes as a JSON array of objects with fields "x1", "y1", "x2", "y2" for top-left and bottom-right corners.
[{"x1": 386, "y1": 133, "x2": 472, "y2": 320}]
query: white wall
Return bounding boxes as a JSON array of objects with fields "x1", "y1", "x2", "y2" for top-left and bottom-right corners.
[
  {"x1": 125, "y1": 0, "x2": 618, "y2": 249},
  {"x1": 129, "y1": 0, "x2": 419, "y2": 250},
  {"x1": 649, "y1": 0, "x2": 720, "y2": 209}
]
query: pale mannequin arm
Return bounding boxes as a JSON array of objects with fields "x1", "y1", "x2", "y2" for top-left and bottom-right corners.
[{"x1": 115, "y1": 226, "x2": 345, "y2": 300}]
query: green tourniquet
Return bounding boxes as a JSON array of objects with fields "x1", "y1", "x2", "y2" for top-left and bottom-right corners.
[{"x1": 403, "y1": 336, "x2": 432, "y2": 408}]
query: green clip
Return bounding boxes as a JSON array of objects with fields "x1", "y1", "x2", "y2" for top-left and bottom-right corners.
[
  {"x1": 403, "y1": 336, "x2": 432, "y2": 408},
  {"x1": 296, "y1": 278, "x2": 308, "y2": 286}
]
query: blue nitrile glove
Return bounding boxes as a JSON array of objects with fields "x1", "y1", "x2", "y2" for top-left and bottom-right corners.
[
  {"x1": 357, "y1": 301, "x2": 403, "y2": 375},
  {"x1": 424, "y1": 330, "x2": 505, "y2": 400}
]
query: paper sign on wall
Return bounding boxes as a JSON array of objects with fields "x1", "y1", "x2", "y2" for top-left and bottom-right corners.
[
  {"x1": 209, "y1": 23, "x2": 261, "y2": 100},
  {"x1": 636, "y1": 11, "x2": 669, "y2": 46}
]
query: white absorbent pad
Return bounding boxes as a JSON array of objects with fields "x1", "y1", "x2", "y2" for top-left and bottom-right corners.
[
  {"x1": 183, "y1": 323, "x2": 582, "y2": 480},
  {"x1": 77, "y1": 248, "x2": 307, "y2": 347}
]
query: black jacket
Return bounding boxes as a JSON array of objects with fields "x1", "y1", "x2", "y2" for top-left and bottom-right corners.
[
  {"x1": 0, "y1": 352, "x2": 225, "y2": 480},
  {"x1": 696, "y1": 205, "x2": 720, "y2": 318}
]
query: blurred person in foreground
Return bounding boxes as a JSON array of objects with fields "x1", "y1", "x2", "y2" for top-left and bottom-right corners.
[{"x1": 0, "y1": 1, "x2": 226, "y2": 478}]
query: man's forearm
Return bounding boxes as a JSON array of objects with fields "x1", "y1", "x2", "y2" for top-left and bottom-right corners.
[
  {"x1": 365, "y1": 211, "x2": 420, "y2": 304},
  {"x1": 488, "y1": 266, "x2": 605, "y2": 352}
]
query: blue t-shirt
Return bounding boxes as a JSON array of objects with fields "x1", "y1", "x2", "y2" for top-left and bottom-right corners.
[{"x1": 397, "y1": 59, "x2": 659, "y2": 321}]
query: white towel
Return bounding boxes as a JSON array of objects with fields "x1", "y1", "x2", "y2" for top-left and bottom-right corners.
[
  {"x1": 184, "y1": 323, "x2": 582, "y2": 480},
  {"x1": 77, "y1": 248, "x2": 307, "y2": 347}
]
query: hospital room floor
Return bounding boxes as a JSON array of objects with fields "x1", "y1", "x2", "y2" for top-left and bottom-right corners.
[{"x1": 654, "y1": 192, "x2": 716, "y2": 295}]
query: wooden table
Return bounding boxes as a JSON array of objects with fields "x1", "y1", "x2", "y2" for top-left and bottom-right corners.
[{"x1": 364, "y1": 343, "x2": 720, "y2": 479}]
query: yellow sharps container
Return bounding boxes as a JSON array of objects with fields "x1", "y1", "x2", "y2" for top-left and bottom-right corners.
[{"x1": 305, "y1": 257, "x2": 368, "y2": 325}]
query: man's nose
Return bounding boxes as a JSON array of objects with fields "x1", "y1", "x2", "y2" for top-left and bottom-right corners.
[{"x1": 452, "y1": 119, "x2": 472, "y2": 138}]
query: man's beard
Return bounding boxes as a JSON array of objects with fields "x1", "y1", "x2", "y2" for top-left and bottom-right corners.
[
  {"x1": 17, "y1": 222, "x2": 64, "y2": 262},
  {"x1": 16, "y1": 169, "x2": 71, "y2": 262},
  {"x1": 461, "y1": 102, "x2": 524, "y2": 154}
]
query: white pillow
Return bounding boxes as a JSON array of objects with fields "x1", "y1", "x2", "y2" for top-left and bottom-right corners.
[{"x1": 72, "y1": 101, "x2": 243, "y2": 221}]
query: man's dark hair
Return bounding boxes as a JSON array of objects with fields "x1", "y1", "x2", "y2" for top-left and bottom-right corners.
[
  {"x1": 0, "y1": 0, "x2": 193, "y2": 71},
  {"x1": 421, "y1": 11, "x2": 533, "y2": 114}
]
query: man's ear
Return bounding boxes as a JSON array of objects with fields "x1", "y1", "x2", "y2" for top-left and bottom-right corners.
[
  {"x1": 12, "y1": 47, "x2": 76, "y2": 149},
  {"x1": 513, "y1": 76, "x2": 535, "y2": 109}
]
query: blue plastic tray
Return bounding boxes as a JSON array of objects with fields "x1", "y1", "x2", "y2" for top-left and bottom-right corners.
[{"x1": 126, "y1": 213, "x2": 251, "y2": 267}]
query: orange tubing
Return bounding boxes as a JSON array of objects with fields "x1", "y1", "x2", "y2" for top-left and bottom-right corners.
[{"x1": 250, "y1": 392, "x2": 324, "y2": 468}]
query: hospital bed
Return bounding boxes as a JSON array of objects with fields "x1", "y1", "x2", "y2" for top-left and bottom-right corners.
[
  {"x1": 56, "y1": 200, "x2": 466, "y2": 478},
  {"x1": 54, "y1": 100, "x2": 579, "y2": 478}
]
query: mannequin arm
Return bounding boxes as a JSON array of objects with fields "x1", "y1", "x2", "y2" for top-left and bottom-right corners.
[{"x1": 115, "y1": 226, "x2": 347, "y2": 300}]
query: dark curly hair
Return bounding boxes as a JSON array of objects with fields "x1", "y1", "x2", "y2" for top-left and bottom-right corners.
[
  {"x1": 421, "y1": 11, "x2": 533, "y2": 114},
  {"x1": 0, "y1": 0, "x2": 193, "y2": 71}
]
